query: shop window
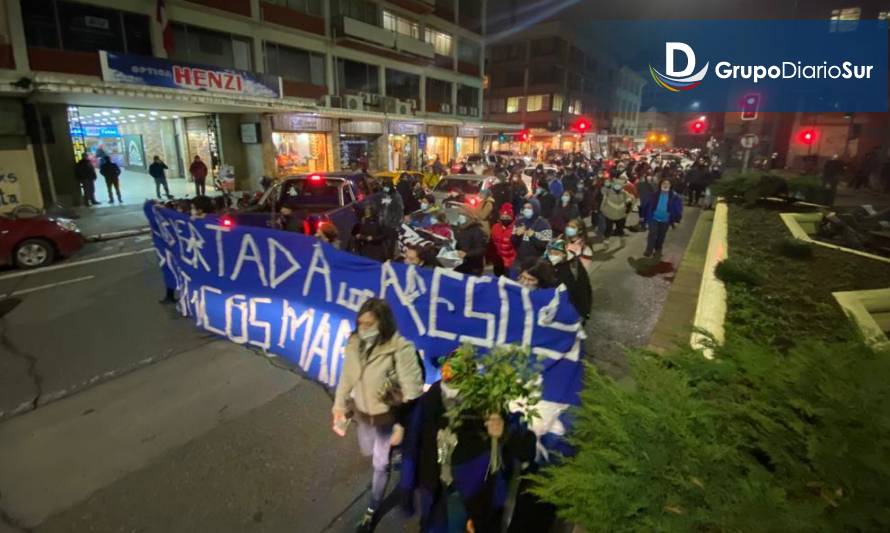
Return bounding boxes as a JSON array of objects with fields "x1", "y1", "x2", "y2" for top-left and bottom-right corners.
[
  {"x1": 526, "y1": 95, "x2": 549, "y2": 112},
  {"x1": 424, "y1": 27, "x2": 453, "y2": 56},
  {"x1": 273, "y1": 132, "x2": 330, "y2": 174},
  {"x1": 383, "y1": 10, "x2": 420, "y2": 39},
  {"x1": 506, "y1": 97, "x2": 521, "y2": 113},
  {"x1": 385, "y1": 69, "x2": 421, "y2": 106},
  {"x1": 21, "y1": 0, "x2": 151, "y2": 54},
  {"x1": 171, "y1": 23, "x2": 253, "y2": 71},
  {"x1": 333, "y1": 0, "x2": 378, "y2": 25},
  {"x1": 265, "y1": 0, "x2": 323, "y2": 16},
  {"x1": 336, "y1": 58, "x2": 380, "y2": 94},
  {"x1": 265, "y1": 42, "x2": 325, "y2": 86}
]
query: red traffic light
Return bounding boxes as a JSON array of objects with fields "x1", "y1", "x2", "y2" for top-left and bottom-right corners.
[
  {"x1": 571, "y1": 118, "x2": 591, "y2": 133},
  {"x1": 689, "y1": 120, "x2": 706, "y2": 134},
  {"x1": 741, "y1": 93, "x2": 760, "y2": 120},
  {"x1": 797, "y1": 128, "x2": 818, "y2": 145},
  {"x1": 519, "y1": 129, "x2": 530, "y2": 142}
]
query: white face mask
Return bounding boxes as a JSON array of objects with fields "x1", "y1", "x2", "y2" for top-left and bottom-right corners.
[
  {"x1": 358, "y1": 327, "x2": 379, "y2": 342},
  {"x1": 548, "y1": 254, "x2": 563, "y2": 265},
  {"x1": 420, "y1": 202, "x2": 430, "y2": 211},
  {"x1": 457, "y1": 214, "x2": 467, "y2": 225}
]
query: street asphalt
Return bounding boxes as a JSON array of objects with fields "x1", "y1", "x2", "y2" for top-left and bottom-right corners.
[{"x1": 0, "y1": 207, "x2": 702, "y2": 532}]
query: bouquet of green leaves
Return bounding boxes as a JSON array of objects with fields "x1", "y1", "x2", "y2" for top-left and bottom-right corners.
[{"x1": 441, "y1": 343, "x2": 542, "y2": 475}]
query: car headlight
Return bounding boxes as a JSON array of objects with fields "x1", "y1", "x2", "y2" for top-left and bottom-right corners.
[{"x1": 55, "y1": 218, "x2": 80, "y2": 232}]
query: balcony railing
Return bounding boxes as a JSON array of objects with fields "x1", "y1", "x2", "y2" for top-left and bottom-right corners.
[{"x1": 337, "y1": 17, "x2": 435, "y2": 59}]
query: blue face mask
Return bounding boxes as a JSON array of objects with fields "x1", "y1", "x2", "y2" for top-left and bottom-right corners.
[
  {"x1": 522, "y1": 208, "x2": 534, "y2": 219},
  {"x1": 565, "y1": 226, "x2": 578, "y2": 238}
]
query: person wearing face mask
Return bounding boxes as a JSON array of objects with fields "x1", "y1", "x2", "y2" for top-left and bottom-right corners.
[
  {"x1": 333, "y1": 298, "x2": 424, "y2": 532},
  {"x1": 546, "y1": 240, "x2": 592, "y2": 322},
  {"x1": 563, "y1": 218, "x2": 594, "y2": 271},
  {"x1": 453, "y1": 211, "x2": 487, "y2": 276},
  {"x1": 600, "y1": 175, "x2": 634, "y2": 246},
  {"x1": 640, "y1": 178, "x2": 684, "y2": 258},
  {"x1": 489, "y1": 203, "x2": 517, "y2": 277},
  {"x1": 548, "y1": 189, "x2": 580, "y2": 237},
  {"x1": 533, "y1": 180, "x2": 555, "y2": 219},
  {"x1": 511, "y1": 199, "x2": 552, "y2": 274},
  {"x1": 409, "y1": 194, "x2": 439, "y2": 230},
  {"x1": 376, "y1": 177, "x2": 404, "y2": 260},
  {"x1": 397, "y1": 172, "x2": 421, "y2": 214},
  {"x1": 398, "y1": 354, "x2": 536, "y2": 533}
]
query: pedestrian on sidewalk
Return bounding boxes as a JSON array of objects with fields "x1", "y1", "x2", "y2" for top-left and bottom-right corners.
[
  {"x1": 99, "y1": 156, "x2": 122, "y2": 204},
  {"x1": 190, "y1": 155, "x2": 208, "y2": 196},
  {"x1": 489, "y1": 203, "x2": 517, "y2": 277},
  {"x1": 641, "y1": 178, "x2": 684, "y2": 258},
  {"x1": 600, "y1": 175, "x2": 634, "y2": 245},
  {"x1": 74, "y1": 152, "x2": 100, "y2": 206},
  {"x1": 332, "y1": 298, "x2": 424, "y2": 532},
  {"x1": 149, "y1": 156, "x2": 171, "y2": 200},
  {"x1": 546, "y1": 239, "x2": 592, "y2": 322},
  {"x1": 512, "y1": 200, "x2": 552, "y2": 275}
]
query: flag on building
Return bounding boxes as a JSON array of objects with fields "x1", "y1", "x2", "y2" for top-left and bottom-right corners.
[{"x1": 154, "y1": 0, "x2": 173, "y2": 58}]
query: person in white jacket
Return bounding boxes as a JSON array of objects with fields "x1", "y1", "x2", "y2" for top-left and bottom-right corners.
[{"x1": 332, "y1": 298, "x2": 424, "y2": 531}]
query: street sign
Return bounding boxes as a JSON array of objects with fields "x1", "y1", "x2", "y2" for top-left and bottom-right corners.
[{"x1": 740, "y1": 134, "x2": 759, "y2": 149}]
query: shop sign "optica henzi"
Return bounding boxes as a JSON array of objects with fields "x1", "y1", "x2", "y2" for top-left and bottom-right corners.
[{"x1": 99, "y1": 51, "x2": 283, "y2": 99}]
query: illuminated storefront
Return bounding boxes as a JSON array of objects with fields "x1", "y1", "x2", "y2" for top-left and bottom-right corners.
[
  {"x1": 388, "y1": 121, "x2": 425, "y2": 171},
  {"x1": 271, "y1": 114, "x2": 333, "y2": 176},
  {"x1": 456, "y1": 126, "x2": 481, "y2": 159},
  {"x1": 339, "y1": 120, "x2": 384, "y2": 170},
  {"x1": 425, "y1": 125, "x2": 455, "y2": 164}
]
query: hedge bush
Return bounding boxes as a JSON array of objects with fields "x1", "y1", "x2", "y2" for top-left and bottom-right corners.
[{"x1": 712, "y1": 172, "x2": 828, "y2": 206}]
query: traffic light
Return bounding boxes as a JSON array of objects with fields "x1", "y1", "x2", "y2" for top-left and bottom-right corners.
[
  {"x1": 571, "y1": 117, "x2": 591, "y2": 133},
  {"x1": 498, "y1": 132, "x2": 508, "y2": 143},
  {"x1": 519, "y1": 129, "x2": 530, "y2": 142},
  {"x1": 741, "y1": 93, "x2": 760, "y2": 121},
  {"x1": 689, "y1": 118, "x2": 706, "y2": 134},
  {"x1": 797, "y1": 128, "x2": 818, "y2": 145}
]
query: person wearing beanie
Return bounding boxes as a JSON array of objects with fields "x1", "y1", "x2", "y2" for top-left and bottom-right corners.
[
  {"x1": 547, "y1": 239, "x2": 592, "y2": 322},
  {"x1": 489, "y1": 203, "x2": 517, "y2": 277},
  {"x1": 600, "y1": 174, "x2": 634, "y2": 245},
  {"x1": 511, "y1": 199, "x2": 552, "y2": 274}
]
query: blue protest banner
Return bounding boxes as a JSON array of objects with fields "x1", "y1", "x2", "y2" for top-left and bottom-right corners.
[
  {"x1": 100, "y1": 51, "x2": 282, "y2": 99},
  {"x1": 145, "y1": 203, "x2": 584, "y2": 446}
]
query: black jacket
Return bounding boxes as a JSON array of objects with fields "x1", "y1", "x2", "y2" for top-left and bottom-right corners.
[
  {"x1": 535, "y1": 191, "x2": 556, "y2": 219},
  {"x1": 454, "y1": 222, "x2": 487, "y2": 275},
  {"x1": 555, "y1": 259, "x2": 592, "y2": 321},
  {"x1": 397, "y1": 179, "x2": 420, "y2": 214},
  {"x1": 489, "y1": 181, "x2": 512, "y2": 221},
  {"x1": 99, "y1": 161, "x2": 121, "y2": 181},
  {"x1": 548, "y1": 202, "x2": 579, "y2": 236},
  {"x1": 352, "y1": 218, "x2": 386, "y2": 262},
  {"x1": 74, "y1": 159, "x2": 96, "y2": 182}
]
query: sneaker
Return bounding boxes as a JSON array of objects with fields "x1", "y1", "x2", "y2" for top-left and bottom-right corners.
[{"x1": 356, "y1": 508, "x2": 375, "y2": 532}]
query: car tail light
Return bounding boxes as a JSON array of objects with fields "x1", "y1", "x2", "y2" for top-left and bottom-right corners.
[
  {"x1": 308, "y1": 174, "x2": 323, "y2": 182},
  {"x1": 220, "y1": 215, "x2": 235, "y2": 227},
  {"x1": 467, "y1": 196, "x2": 479, "y2": 207},
  {"x1": 303, "y1": 220, "x2": 312, "y2": 235}
]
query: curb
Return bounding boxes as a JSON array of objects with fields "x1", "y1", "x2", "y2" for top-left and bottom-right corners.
[
  {"x1": 84, "y1": 227, "x2": 152, "y2": 243},
  {"x1": 690, "y1": 201, "x2": 729, "y2": 358}
]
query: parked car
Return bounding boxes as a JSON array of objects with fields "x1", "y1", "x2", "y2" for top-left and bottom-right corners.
[
  {"x1": 432, "y1": 174, "x2": 487, "y2": 205},
  {"x1": 234, "y1": 172, "x2": 377, "y2": 250},
  {"x1": 0, "y1": 207, "x2": 84, "y2": 269}
]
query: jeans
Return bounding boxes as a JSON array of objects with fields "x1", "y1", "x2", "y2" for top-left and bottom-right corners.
[
  {"x1": 80, "y1": 180, "x2": 98, "y2": 205},
  {"x1": 154, "y1": 177, "x2": 170, "y2": 199},
  {"x1": 105, "y1": 178, "x2": 122, "y2": 202},
  {"x1": 356, "y1": 420, "x2": 393, "y2": 510},
  {"x1": 194, "y1": 178, "x2": 206, "y2": 196},
  {"x1": 604, "y1": 218, "x2": 626, "y2": 238},
  {"x1": 646, "y1": 221, "x2": 671, "y2": 254}
]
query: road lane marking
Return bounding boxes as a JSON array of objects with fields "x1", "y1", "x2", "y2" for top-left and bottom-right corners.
[
  {"x1": 0, "y1": 248, "x2": 156, "y2": 281},
  {"x1": 1, "y1": 275, "x2": 96, "y2": 299}
]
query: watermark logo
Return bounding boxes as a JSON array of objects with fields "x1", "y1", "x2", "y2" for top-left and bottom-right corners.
[{"x1": 649, "y1": 42, "x2": 709, "y2": 92}]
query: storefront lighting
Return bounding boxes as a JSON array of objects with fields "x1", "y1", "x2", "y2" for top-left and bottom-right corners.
[{"x1": 150, "y1": 111, "x2": 158, "y2": 116}]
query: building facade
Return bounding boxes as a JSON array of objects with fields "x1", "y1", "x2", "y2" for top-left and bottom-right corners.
[{"x1": 0, "y1": 0, "x2": 490, "y2": 210}]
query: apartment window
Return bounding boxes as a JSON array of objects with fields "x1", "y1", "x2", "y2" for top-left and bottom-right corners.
[
  {"x1": 830, "y1": 7, "x2": 861, "y2": 31},
  {"x1": 568, "y1": 99, "x2": 582, "y2": 114},
  {"x1": 21, "y1": 0, "x2": 151, "y2": 54},
  {"x1": 526, "y1": 94, "x2": 548, "y2": 112},
  {"x1": 171, "y1": 24, "x2": 252, "y2": 70},
  {"x1": 383, "y1": 10, "x2": 419, "y2": 39},
  {"x1": 551, "y1": 93, "x2": 564, "y2": 112},
  {"x1": 506, "y1": 97, "x2": 521, "y2": 113},
  {"x1": 505, "y1": 68, "x2": 524, "y2": 87},
  {"x1": 457, "y1": 84, "x2": 479, "y2": 114},
  {"x1": 265, "y1": 0, "x2": 323, "y2": 16},
  {"x1": 426, "y1": 78, "x2": 452, "y2": 108},
  {"x1": 457, "y1": 38, "x2": 481, "y2": 67},
  {"x1": 265, "y1": 42, "x2": 325, "y2": 85},
  {"x1": 336, "y1": 57, "x2": 379, "y2": 94},
  {"x1": 385, "y1": 69, "x2": 421, "y2": 105},
  {"x1": 458, "y1": 0, "x2": 482, "y2": 33},
  {"x1": 334, "y1": 0, "x2": 377, "y2": 25},
  {"x1": 424, "y1": 27, "x2": 453, "y2": 56},
  {"x1": 489, "y1": 98, "x2": 506, "y2": 114}
]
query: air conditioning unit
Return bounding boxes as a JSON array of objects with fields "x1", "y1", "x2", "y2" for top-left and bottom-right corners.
[
  {"x1": 358, "y1": 92, "x2": 373, "y2": 104},
  {"x1": 439, "y1": 103, "x2": 452, "y2": 114},
  {"x1": 469, "y1": 107, "x2": 479, "y2": 116},
  {"x1": 317, "y1": 95, "x2": 343, "y2": 108},
  {"x1": 396, "y1": 100, "x2": 412, "y2": 115},
  {"x1": 383, "y1": 96, "x2": 399, "y2": 114},
  {"x1": 343, "y1": 94, "x2": 365, "y2": 111},
  {"x1": 458, "y1": 106, "x2": 468, "y2": 115},
  {"x1": 368, "y1": 93, "x2": 382, "y2": 106}
]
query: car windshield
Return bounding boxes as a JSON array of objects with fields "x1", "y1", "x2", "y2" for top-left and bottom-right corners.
[
  {"x1": 277, "y1": 179, "x2": 341, "y2": 206},
  {"x1": 434, "y1": 178, "x2": 482, "y2": 195}
]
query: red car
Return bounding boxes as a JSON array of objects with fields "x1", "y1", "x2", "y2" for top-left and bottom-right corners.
[{"x1": 0, "y1": 213, "x2": 84, "y2": 269}]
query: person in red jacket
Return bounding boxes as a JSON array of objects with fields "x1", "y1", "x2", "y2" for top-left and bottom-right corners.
[
  {"x1": 190, "y1": 155, "x2": 209, "y2": 196},
  {"x1": 489, "y1": 203, "x2": 517, "y2": 277}
]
